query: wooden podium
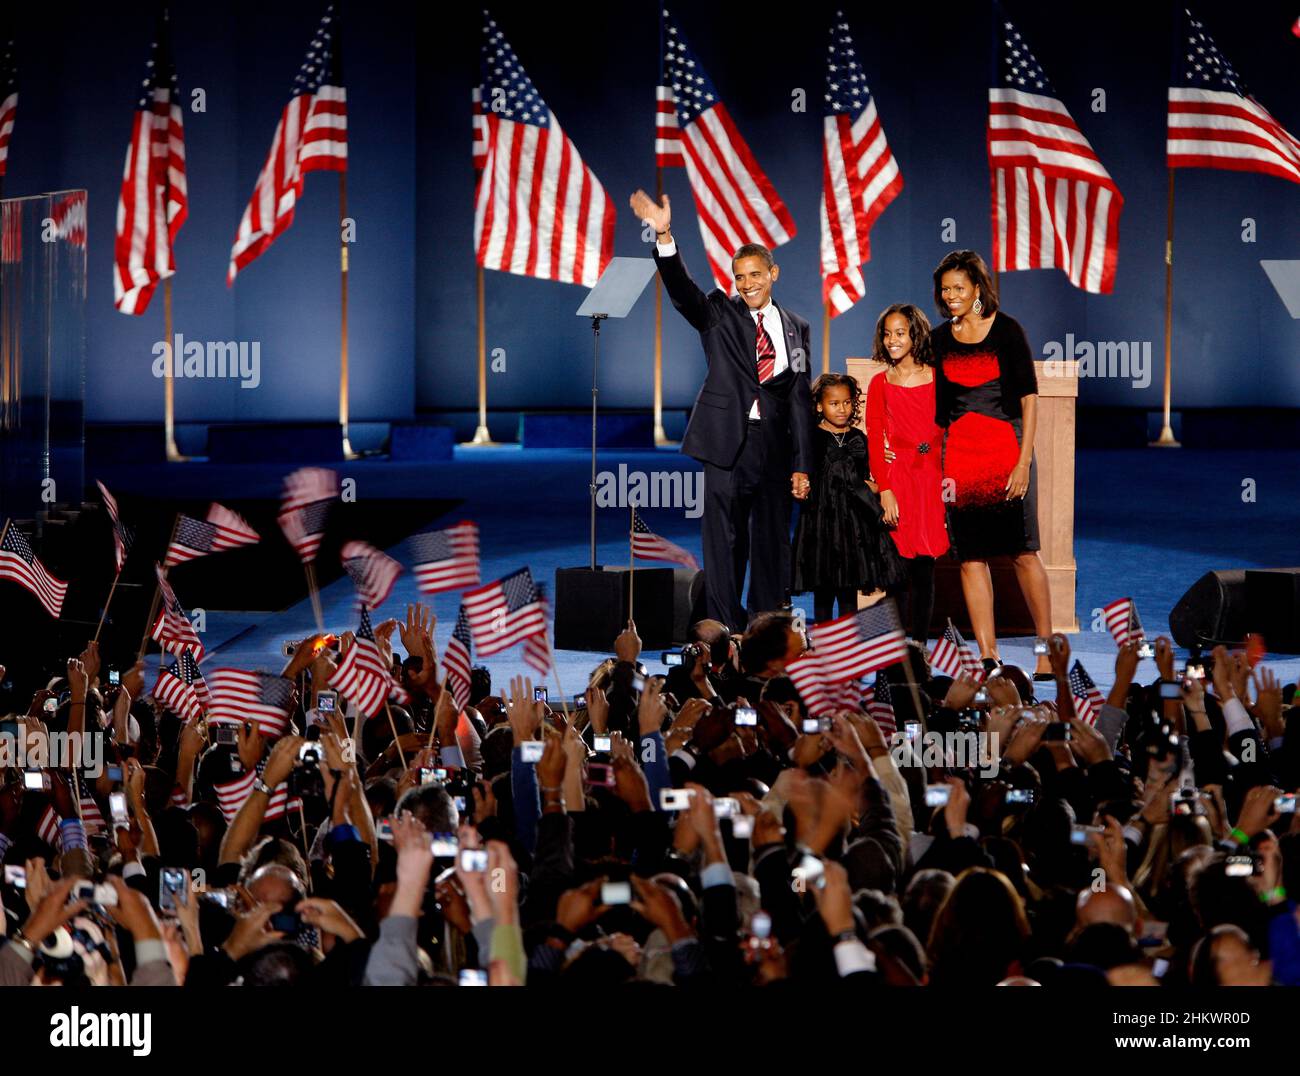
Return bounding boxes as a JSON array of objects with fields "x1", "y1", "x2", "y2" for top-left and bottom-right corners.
[{"x1": 845, "y1": 359, "x2": 1078, "y2": 634}]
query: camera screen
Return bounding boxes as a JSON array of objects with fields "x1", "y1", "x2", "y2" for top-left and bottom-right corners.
[
  {"x1": 520, "y1": 741, "x2": 544, "y2": 763},
  {"x1": 661, "y1": 651, "x2": 683, "y2": 666},
  {"x1": 734, "y1": 707, "x2": 757, "y2": 726},
  {"x1": 593, "y1": 734, "x2": 612, "y2": 752},
  {"x1": 924, "y1": 785, "x2": 951, "y2": 807},
  {"x1": 431, "y1": 834, "x2": 459, "y2": 858},
  {"x1": 659, "y1": 788, "x2": 693, "y2": 811},
  {"x1": 601, "y1": 881, "x2": 632, "y2": 906},
  {"x1": 459, "y1": 849, "x2": 488, "y2": 872}
]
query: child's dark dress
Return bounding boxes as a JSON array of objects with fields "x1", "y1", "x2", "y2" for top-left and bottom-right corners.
[{"x1": 793, "y1": 426, "x2": 906, "y2": 594}]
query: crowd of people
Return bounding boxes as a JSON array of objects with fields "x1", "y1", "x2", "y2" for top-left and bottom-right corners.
[{"x1": 1, "y1": 601, "x2": 1297, "y2": 987}]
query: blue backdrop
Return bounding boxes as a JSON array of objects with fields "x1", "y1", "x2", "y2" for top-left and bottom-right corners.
[{"x1": 6, "y1": 1, "x2": 1298, "y2": 426}]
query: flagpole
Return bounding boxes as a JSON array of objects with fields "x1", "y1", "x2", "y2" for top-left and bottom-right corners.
[
  {"x1": 1152, "y1": 168, "x2": 1180, "y2": 447},
  {"x1": 162, "y1": 278, "x2": 188, "y2": 462},
  {"x1": 426, "y1": 667, "x2": 453, "y2": 753},
  {"x1": 303, "y1": 562, "x2": 325, "y2": 633},
  {"x1": 93, "y1": 570, "x2": 122, "y2": 644},
  {"x1": 542, "y1": 631, "x2": 572, "y2": 727},
  {"x1": 821, "y1": 302, "x2": 831, "y2": 375},
  {"x1": 383, "y1": 699, "x2": 407, "y2": 771},
  {"x1": 628, "y1": 506, "x2": 635, "y2": 623},
  {"x1": 652, "y1": 166, "x2": 676, "y2": 447},
  {"x1": 138, "y1": 516, "x2": 181, "y2": 659},
  {"x1": 462, "y1": 264, "x2": 500, "y2": 447},
  {"x1": 338, "y1": 172, "x2": 357, "y2": 460}
]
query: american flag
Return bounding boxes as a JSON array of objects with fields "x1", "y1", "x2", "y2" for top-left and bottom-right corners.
[
  {"x1": 863, "y1": 674, "x2": 897, "y2": 737},
  {"x1": 631, "y1": 510, "x2": 699, "y2": 572},
  {"x1": 463, "y1": 567, "x2": 547, "y2": 658},
  {"x1": 278, "y1": 467, "x2": 337, "y2": 564},
  {"x1": 207, "y1": 668, "x2": 296, "y2": 739},
  {"x1": 1168, "y1": 9, "x2": 1300, "y2": 184},
  {"x1": 341, "y1": 541, "x2": 402, "y2": 610},
  {"x1": 79, "y1": 794, "x2": 106, "y2": 834},
  {"x1": 656, "y1": 9, "x2": 796, "y2": 291},
  {"x1": 164, "y1": 503, "x2": 260, "y2": 567},
  {"x1": 95, "y1": 481, "x2": 133, "y2": 573},
  {"x1": 0, "y1": 524, "x2": 67, "y2": 618},
  {"x1": 0, "y1": 31, "x2": 15, "y2": 176},
  {"x1": 214, "y1": 767, "x2": 298, "y2": 824},
  {"x1": 809, "y1": 599, "x2": 908, "y2": 682},
  {"x1": 929, "y1": 620, "x2": 985, "y2": 682},
  {"x1": 819, "y1": 12, "x2": 902, "y2": 316},
  {"x1": 1068, "y1": 660, "x2": 1105, "y2": 727},
  {"x1": 988, "y1": 11, "x2": 1122, "y2": 294},
  {"x1": 785, "y1": 651, "x2": 832, "y2": 716},
  {"x1": 37, "y1": 806, "x2": 60, "y2": 847},
  {"x1": 151, "y1": 564, "x2": 204, "y2": 659},
  {"x1": 227, "y1": 5, "x2": 347, "y2": 284},
  {"x1": 410, "y1": 522, "x2": 480, "y2": 594},
  {"x1": 113, "y1": 8, "x2": 187, "y2": 315},
  {"x1": 471, "y1": 86, "x2": 488, "y2": 170},
  {"x1": 51, "y1": 192, "x2": 87, "y2": 247},
  {"x1": 1101, "y1": 596, "x2": 1145, "y2": 648},
  {"x1": 1, "y1": 199, "x2": 19, "y2": 264},
  {"x1": 153, "y1": 651, "x2": 208, "y2": 724},
  {"x1": 522, "y1": 595, "x2": 552, "y2": 679},
  {"x1": 330, "y1": 607, "x2": 402, "y2": 718},
  {"x1": 473, "y1": 13, "x2": 614, "y2": 288},
  {"x1": 443, "y1": 605, "x2": 474, "y2": 711}
]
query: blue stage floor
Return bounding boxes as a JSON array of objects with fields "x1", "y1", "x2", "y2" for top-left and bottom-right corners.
[{"x1": 98, "y1": 445, "x2": 1300, "y2": 698}]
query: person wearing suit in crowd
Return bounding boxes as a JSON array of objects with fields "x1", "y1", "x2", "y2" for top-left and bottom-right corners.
[{"x1": 630, "y1": 189, "x2": 814, "y2": 632}]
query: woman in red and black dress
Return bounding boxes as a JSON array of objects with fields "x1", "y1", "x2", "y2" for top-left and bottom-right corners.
[
  {"x1": 931, "y1": 250, "x2": 1052, "y2": 675},
  {"x1": 865, "y1": 304, "x2": 949, "y2": 645}
]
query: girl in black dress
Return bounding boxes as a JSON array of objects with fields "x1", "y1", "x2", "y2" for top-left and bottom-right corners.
[{"x1": 792, "y1": 373, "x2": 905, "y2": 623}]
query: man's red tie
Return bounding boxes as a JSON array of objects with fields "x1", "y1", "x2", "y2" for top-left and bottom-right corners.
[{"x1": 755, "y1": 312, "x2": 776, "y2": 383}]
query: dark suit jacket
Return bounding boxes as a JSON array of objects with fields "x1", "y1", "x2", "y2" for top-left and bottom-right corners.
[{"x1": 654, "y1": 248, "x2": 815, "y2": 474}]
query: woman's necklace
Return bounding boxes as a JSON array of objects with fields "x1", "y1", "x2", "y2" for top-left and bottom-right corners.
[
  {"x1": 821, "y1": 422, "x2": 850, "y2": 447},
  {"x1": 895, "y1": 362, "x2": 924, "y2": 387}
]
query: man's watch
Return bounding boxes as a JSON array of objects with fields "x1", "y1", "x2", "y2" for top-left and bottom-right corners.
[{"x1": 253, "y1": 778, "x2": 275, "y2": 796}]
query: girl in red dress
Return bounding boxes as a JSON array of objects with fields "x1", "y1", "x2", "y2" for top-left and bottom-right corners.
[{"x1": 865, "y1": 304, "x2": 949, "y2": 645}]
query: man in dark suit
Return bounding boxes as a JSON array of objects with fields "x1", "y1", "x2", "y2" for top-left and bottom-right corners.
[{"x1": 630, "y1": 190, "x2": 814, "y2": 632}]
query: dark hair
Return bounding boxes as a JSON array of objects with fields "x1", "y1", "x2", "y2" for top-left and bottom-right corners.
[
  {"x1": 810, "y1": 372, "x2": 863, "y2": 426},
  {"x1": 926, "y1": 867, "x2": 1031, "y2": 987},
  {"x1": 739, "y1": 613, "x2": 794, "y2": 675},
  {"x1": 731, "y1": 243, "x2": 773, "y2": 271},
  {"x1": 395, "y1": 783, "x2": 459, "y2": 836},
  {"x1": 239, "y1": 942, "x2": 314, "y2": 986},
  {"x1": 871, "y1": 303, "x2": 934, "y2": 366},
  {"x1": 469, "y1": 666, "x2": 492, "y2": 708},
  {"x1": 933, "y1": 250, "x2": 999, "y2": 321}
]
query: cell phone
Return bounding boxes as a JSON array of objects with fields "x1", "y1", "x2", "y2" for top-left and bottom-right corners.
[
  {"x1": 453, "y1": 796, "x2": 467, "y2": 812},
  {"x1": 573, "y1": 693, "x2": 589, "y2": 707},
  {"x1": 749, "y1": 910, "x2": 772, "y2": 940},
  {"x1": 431, "y1": 833, "x2": 459, "y2": 858},
  {"x1": 377, "y1": 818, "x2": 394, "y2": 841},
  {"x1": 1225, "y1": 855, "x2": 1256, "y2": 878},
  {"x1": 269, "y1": 911, "x2": 302, "y2": 934},
  {"x1": 315, "y1": 690, "x2": 337, "y2": 714},
  {"x1": 298, "y1": 743, "x2": 323, "y2": 764},
  {"x1": 73, "y1": 881, "x2": 119, "y2": 908},
  {"x1": 106, "y1": 765, "x2": 123, "y2": 783},
  {"x1": 714, "y1": 797, "x2": 740, "y2": 818},
  {"x1": 1070, "y1": 824, "x2": 1103, "y2": 845},
  {"x1": 3, "y1": 865, "x2": 26, "y2": 889},
  {"x1": 802, "y1": 717, "x2": 831, "y2": 734},
  {"x1": 734, "y1": 707, "x2": 757, "y2": 727},
  {"x1": 585, "y1": 762, "x2": 615, "y2": 787},
  {"x1": 213, "y1": 724, "x2": 239, "y2": 746},
  {"x1": 1274, "y1": 793, "x2": 1297, "y2": 815},
  {"x1": 519, "y1": 741, "x2": 544, "y2": 763},
  {"x1": 1005, "y1": 788, "x2": 1035, "y2": 805},
  {"x1": 659, "y1": 788, "x2": 693, "y2": 811},
  {"x1": 1152, "y1": 957, "x2": 1170, "y2": 979},
  {"x1": 109, "y1": 791, "x2": 129, "y2": 827},
  {"x1": 459, "y1": 968, "x2": 488, "y2": 986},
  {"x1": 1169, "y1": 787, "x2": 1201, "y2": 816},
  {"x1": 661, "y1": 651, "x2": 684, "y2": 667},
  {"x1": 1042, "y1": 723, "x2": 1072, "y2": 741},
  {"x1": 1136, "y1": 641, "x2": 1155, "y2": 659},
  {"x1": 973, "y1": 689, "x2": 989, "y2": 705},
  {"x1": 420, "y1": 768, "x2": 440, "y2": 786},
  {"x1": 601, "y1": 881, "x2": 632, "y2": 906},
  {"x1": 201, "y1": 889, "x2": 234, "y2": 910},
  {"x1": 1158, "y1": 680, "x2": 1183, "y2": 700},
  {"x1": 924, "y1": 784, "x2": 952, "y2": 807},
  {"x1": 459, "y1": 848, "x2": 488, "y2": 873},
  {"x1": 43, "y1": 697, "x2": 58, "y2": 714},
  {"x1": 730, "y1": 815, "x2": 754, "y2": 839},
  {"x1": 593, "y1": 734, "x2": 612, "y2": 753},
  {"x1": 1032, "y1": 639, "x2": 1049, "y2": 655},
  {"x1": 1184, "y1": 660, "x2": 1205, "y2": 681},
  {"x1": 903, "y1": 722, "x2": 921, "y2": 742},
  {"x1": 108, "y1": 669, "x2": 121, "y2": 685},
  {"x1": 534, "y1": 687, "x2": 548, "y2": 703},
  {"x1": 23, "y1": 769, "x2": 48, "y2": 792},
  {"x1": 159, "y1": 867, "x2": 188, "y2": 913}
]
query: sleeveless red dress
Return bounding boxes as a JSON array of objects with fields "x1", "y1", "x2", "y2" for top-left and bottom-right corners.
[{"x1": 865, "y1": 370, "x2": 949, "y2": 560}]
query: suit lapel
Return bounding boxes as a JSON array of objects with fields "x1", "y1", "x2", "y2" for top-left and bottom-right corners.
[{"x1": 731, "y1": 295, "x2": 760, "y2": 385}]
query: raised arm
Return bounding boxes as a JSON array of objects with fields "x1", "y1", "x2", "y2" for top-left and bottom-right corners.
[{"x1": 630, "y1": 189, "x2": 714, "y2": 333}]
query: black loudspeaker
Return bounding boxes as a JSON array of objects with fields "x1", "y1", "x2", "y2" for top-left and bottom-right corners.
[
  {"x1": 554, "y1": 567, "x2": 677, "y2": 651},
  {"x1": 1169, "y1": 569, "x2": 1249, "y2": 650},
  {"x1": 1245, "y1": 568, "x2": 1300, "y2": 654}
]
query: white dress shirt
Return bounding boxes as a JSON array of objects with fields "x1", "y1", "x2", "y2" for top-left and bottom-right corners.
[{"x1": 656, "y1": 237, "x2": 788, "y2": 419}]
